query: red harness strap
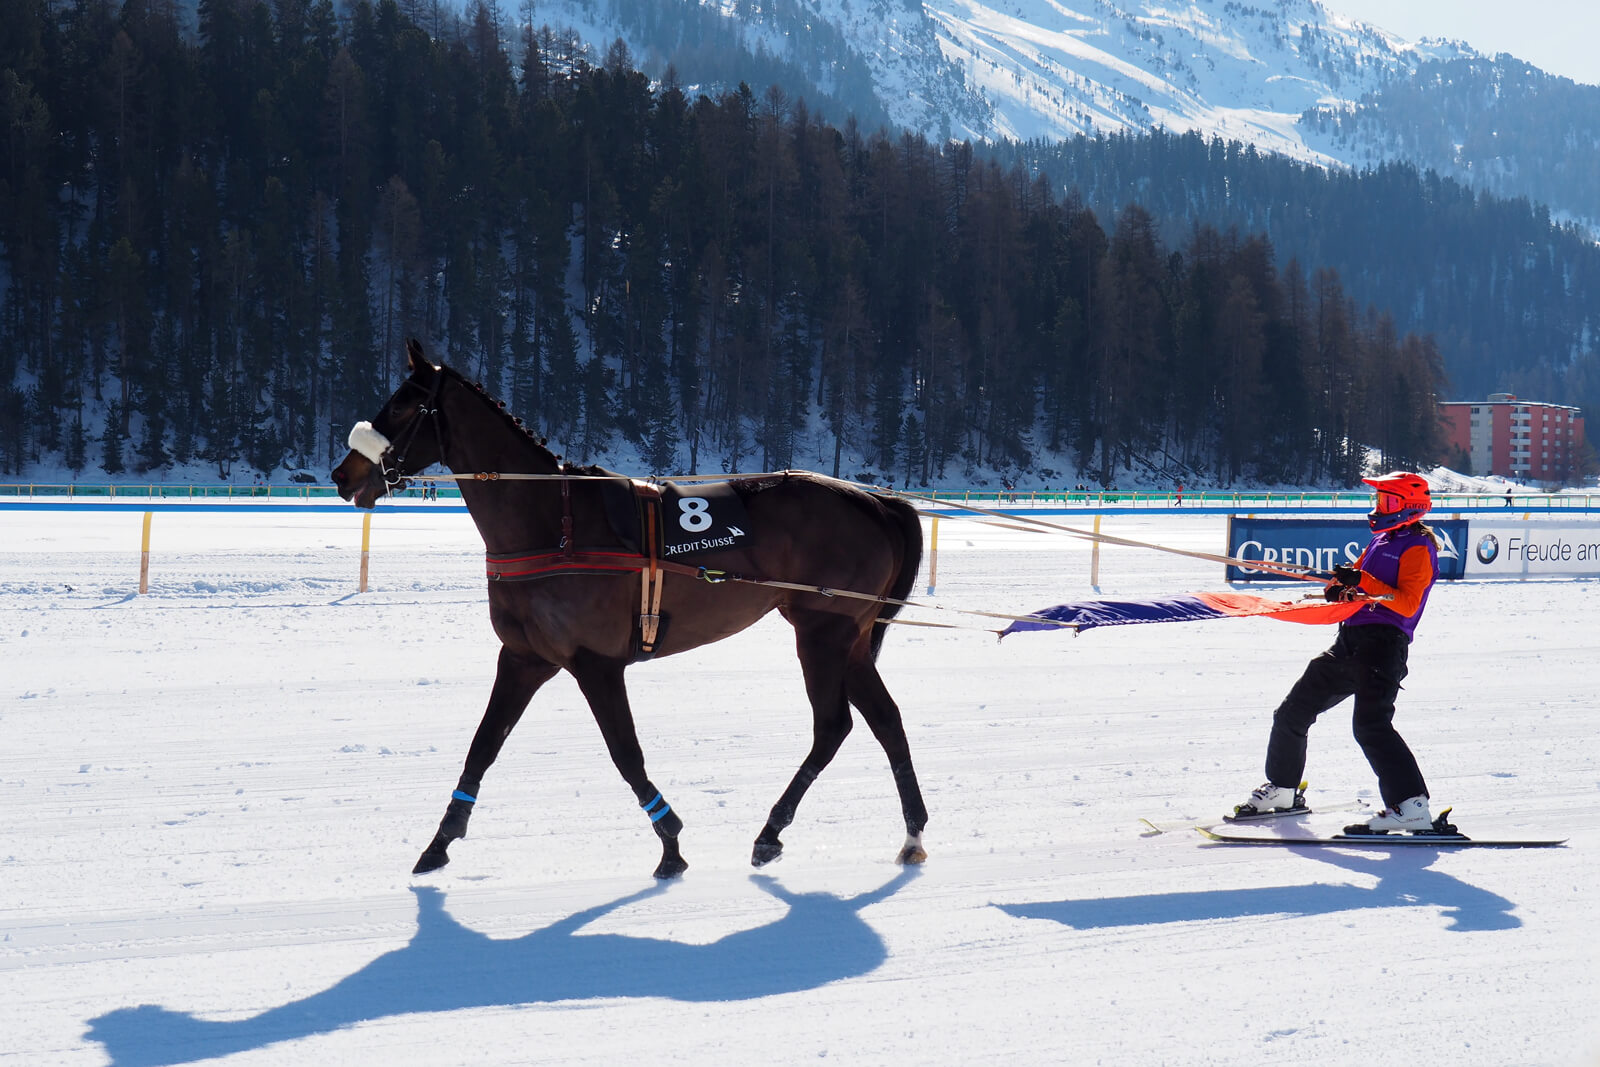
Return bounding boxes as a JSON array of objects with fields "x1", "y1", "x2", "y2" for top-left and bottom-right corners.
[{"x1": 485, "y1": 549, "x2": 650, "y2": 580}]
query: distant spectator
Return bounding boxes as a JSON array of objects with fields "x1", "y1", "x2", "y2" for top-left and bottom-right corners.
[{"x1": 1504, "y1": 488, "x2": 1513, "y2": 508}]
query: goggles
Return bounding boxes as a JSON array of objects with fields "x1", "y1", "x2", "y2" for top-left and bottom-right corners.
[{"x1": 1374, "y1": 489, "x2": 1405, "y2": 514}]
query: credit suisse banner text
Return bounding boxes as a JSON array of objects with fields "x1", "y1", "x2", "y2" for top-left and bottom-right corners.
[{"x1": 1225, "y1": 518, "x2": 1471, "y2": 582}]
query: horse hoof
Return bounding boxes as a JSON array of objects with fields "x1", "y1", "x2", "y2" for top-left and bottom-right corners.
[
  {"x1": 896, "y1": 832, "x2": 927, "y2": 865},
  {"x1": 413, "y1": 847, "x2": 451, "y2": 874},
  {"x1": 649, "y1": 857, "x2": 688, "y2": 883},
  {"x1": 751, "y1": 840, "x2": 784, "y2": 867},
  {"x1": 649, "y1": 851, "x2": 688, "y2": 876}
]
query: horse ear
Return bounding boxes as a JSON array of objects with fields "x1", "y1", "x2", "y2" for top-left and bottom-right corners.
[{"x1": 406, "y1": 338, "x2": 435, "y2": 378}]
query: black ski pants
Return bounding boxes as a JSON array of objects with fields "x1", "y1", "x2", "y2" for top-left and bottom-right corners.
[{"x1": 1264, "y1": 623, "x2": 1429, "y2": 809}]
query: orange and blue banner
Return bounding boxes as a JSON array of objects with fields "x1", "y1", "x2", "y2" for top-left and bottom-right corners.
[{"x1": 1001, "y1": 591, "x2": 1365, "y2": 636}]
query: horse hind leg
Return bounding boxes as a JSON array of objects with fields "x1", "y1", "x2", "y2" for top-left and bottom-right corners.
[
  {"x1": 752, "y1": 613, "x2": 857, "y2": 867},
  {"x1": 568, "y1": 650, "x2": 688, "y2": 880},
  {"x1": 414, "y1": 650, "x2": 557, "y2": 875},
  {"x1": 845, "y1": 648, "x2": 929, "y2": 865}
]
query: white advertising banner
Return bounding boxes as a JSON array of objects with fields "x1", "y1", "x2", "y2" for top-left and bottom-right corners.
[{"x1": 1464, "y1": 523, "x2": 1600, "y2": 577}]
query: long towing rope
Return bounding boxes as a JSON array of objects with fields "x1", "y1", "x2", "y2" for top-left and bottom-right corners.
[
  {"x1": 419, "y1": 468, "x2": 1329, "y2": 582},
  {"x1": 887, "y1": 489, "x2": 1333, "y2": 585},
  {"x1": 412, "y1": 467, "x2": 1343, "y2": 636}
]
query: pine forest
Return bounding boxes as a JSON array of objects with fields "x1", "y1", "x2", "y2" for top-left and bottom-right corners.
[{"x1": 4, "y1": 0, "x2": 1554, "y2": 487}]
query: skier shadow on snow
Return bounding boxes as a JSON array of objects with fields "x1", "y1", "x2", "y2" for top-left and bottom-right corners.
[
  {"x1": 997, "y1": 847, "x2": 1519, "y2": 933},
  {"x1": 85, "y1": 867, "x2": 918, "y2": 1067}
]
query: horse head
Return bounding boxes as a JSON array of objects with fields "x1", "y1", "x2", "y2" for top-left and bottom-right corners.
[{"x1": 331, "y1": 339, "x2": 446, "y2": 509}]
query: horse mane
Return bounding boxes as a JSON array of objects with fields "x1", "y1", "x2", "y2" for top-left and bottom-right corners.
[{"x1": 436, "y1": 362, "x2": 565, "y2": 467}]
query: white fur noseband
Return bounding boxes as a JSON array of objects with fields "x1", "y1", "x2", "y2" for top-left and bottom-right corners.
[{"x1": 348, "y1": 421, "x2": 392, "y2": 464}]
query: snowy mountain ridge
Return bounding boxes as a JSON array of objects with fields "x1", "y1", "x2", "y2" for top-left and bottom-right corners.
[
  {"x1": 885, "y1": 0, "x2": 1469, "y2": 156},
  {"x1": 542, "y1": 0, "x2": 1479, "y2": 165}
]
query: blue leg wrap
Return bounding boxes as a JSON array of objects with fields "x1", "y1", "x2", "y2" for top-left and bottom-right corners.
[{"x1": 641, "y1": 792, "x2": 673, "y2": 823}]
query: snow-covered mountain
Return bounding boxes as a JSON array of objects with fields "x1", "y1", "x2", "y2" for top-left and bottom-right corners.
[
  {"x1": 881, "y1": 0, "x2": 1473, "y2": 158},
  {"x1": 529, "y1": 0, "x2": 1600, "y2": 229},
  {"x1": 540, "y1": 0, "x2": 1474, "y2": 162}
]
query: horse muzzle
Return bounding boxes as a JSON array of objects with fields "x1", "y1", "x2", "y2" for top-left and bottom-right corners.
[
  {"x1": 331, "y1": 454, "x2": 379, "y2": 508},
  {"x1": 332, "y1": 422, "x2": 400, "y2": 508}
]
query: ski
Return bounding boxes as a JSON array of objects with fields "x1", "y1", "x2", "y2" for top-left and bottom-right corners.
[
  {"x1": 1196, "y1": 808, "x2": 1565, "y2": 848},
  {"x1": 1141, "y1": 800, "x2": 1368, "y2": 835},
  {"x1": 1140, "y1": 786, "x2": 1366, "y2": 835},
  {"x1": 1196, "y1": 825, "x2": 1566, "y2": 848}
]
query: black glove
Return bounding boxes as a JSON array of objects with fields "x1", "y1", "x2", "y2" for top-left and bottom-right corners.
[
  {"x1": 1331, "y1": 563, "x2": 1362, "y2": 587},
  {"x1": 1322, "y1": 582, "x2": 1359, "y2": 603}
]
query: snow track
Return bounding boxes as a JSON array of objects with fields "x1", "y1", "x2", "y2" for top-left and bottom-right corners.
[{"x1": 2, "y1": 506, "x2": 1596, "y2": 1065}]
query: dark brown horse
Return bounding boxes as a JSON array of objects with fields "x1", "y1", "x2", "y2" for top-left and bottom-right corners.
[{"x1": 331, "y1": 340, "x2": 928, "y2": 878}]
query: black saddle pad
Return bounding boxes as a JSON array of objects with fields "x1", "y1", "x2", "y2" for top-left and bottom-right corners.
[
  {"x1": 600, "y1": 479, "x2": 754, "y2": 561},
  {"x1": 659, "y1": 481, "x2": 752, "y2": 559}
]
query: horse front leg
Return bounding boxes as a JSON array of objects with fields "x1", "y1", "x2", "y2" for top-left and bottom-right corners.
[
  {"x1": 413, "y1": 648, "x2": 557, "y2": 874},
  {"x1": 568, "y1": 649, "x2": 687, "y2": 879}
]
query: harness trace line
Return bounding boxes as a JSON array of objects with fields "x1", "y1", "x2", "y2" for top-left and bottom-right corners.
[{"x1": 691, "y1": 568, "x2": 1074, "y2": 635}]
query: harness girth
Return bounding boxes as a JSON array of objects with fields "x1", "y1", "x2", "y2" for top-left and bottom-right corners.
[
  {"x1": 559, "y1": 473, "x2": 574, "y2": 559},
  {"x1": 636, "y1": 483, "x2": 665, "y2": 657},
  {"x1": 486, "y1": 479, "x2": 690, "y2": 660}
]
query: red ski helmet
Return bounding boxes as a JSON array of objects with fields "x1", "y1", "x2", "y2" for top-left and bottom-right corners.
[{"x1": 1362, "y1": 471, "x2": 1432, "y2": 533}]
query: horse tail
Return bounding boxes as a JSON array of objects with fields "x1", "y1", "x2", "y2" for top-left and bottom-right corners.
[{"x1": 870, "y1": 494, "x2": 924, "y2": 661}]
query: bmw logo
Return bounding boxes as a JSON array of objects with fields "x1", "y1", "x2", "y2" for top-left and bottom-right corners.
[{"x1": 1476, "y1": 534, "x2": 1499, "y2": 565}]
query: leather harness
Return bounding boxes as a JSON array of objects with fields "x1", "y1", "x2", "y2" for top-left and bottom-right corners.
[{"x1": 485, "y1": 479, "x2": 705, "y2": 658}]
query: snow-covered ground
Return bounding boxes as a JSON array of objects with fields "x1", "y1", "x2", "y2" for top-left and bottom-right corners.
[{"x1": 3, "y1": 503, "x2": 1597, "y2": 1066}]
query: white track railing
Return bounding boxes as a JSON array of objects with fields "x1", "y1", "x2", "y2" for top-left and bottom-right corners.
[{"x1": 2, "y1": 483, "x2": 1598, "y2": 511}]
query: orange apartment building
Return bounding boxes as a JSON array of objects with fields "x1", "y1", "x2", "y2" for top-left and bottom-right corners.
[{"x1": 1438, "y1": 394, "x2": 1586, "y2": 483}]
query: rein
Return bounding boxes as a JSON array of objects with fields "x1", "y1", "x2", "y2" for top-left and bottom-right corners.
[
  {"x1": 406, "y1": 463, "x2": 1329, "y2": 585},
  {"x1": 414, "y1": 470, "x2": 792, "y2": 484},
  {"x1": 352, "y1": 377, "x2": 1323, "y2": 636}
]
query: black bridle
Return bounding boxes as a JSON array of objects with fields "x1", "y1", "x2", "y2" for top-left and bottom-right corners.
[{"x1": 376, "y1": 369, "x2": 449, "y2": 493}]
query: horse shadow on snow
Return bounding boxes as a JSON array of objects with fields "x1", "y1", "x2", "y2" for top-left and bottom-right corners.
[
  {"x1": 87, "y1": 868, "x2": 918, "y2": 1067},
  {"x1": 999, "y1": 846, "x2": 1520, "y2": 933}
]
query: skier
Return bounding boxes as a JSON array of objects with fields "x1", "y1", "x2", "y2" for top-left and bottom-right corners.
[{"x1": 1235, "y1": 471, "x2": 1441, "y2": 832}]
